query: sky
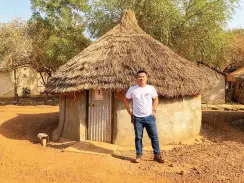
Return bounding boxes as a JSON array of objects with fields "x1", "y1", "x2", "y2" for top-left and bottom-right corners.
[{"x1": 0, "y1": 0, "x2": 244, "y2": 29}]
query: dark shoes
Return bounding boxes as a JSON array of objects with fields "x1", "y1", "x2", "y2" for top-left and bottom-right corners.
[
  {"x1": 133, "y1": 154, "x2": 164, "y2": 163},
  {"x1": 154, "y1": 154, "x2": 165, "y2": 163},
  {"x1": 133, "y1": 155, "x2": 142, "y2": 163}
]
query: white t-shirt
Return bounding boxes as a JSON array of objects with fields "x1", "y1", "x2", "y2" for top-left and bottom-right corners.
[{"x1": 125, "y1": 85, "x2": 158, "y2": 117}]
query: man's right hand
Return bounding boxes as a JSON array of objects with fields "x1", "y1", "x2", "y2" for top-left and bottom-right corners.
[
  {"x1": 131, "y1": 114, "x2": 134, "y2": 124},
  {"x1": 123, "y1": 97, "x2": 133, "y2": 123}
]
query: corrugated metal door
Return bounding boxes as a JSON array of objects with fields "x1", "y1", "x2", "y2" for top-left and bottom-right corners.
[{"x1": 88, "y1": 89, "x2": 112, "y2": 143}]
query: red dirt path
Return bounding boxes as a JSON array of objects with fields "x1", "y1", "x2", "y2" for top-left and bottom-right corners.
[{"x1": 0, "y1": 106, "x2": 243, "y2": 183}]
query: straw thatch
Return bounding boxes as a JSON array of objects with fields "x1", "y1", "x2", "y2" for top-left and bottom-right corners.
[
  {"x1": 227, "y1": 67, "x2": 244, "y2": 82},
  {"x1": 46, "y1": 10, "x2": 211, "y2": 98}
]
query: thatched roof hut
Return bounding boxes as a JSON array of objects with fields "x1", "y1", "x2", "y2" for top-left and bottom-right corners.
[
  {"x1": 0, "y1": 60, "x2": 45, "y2": 97},
  {"x1": 46, "y1": 10, "x2": 210, "y2": 98},
  {"x1": 227, "y1": 67, "x2": 244, "y2": 104},
  {"x1": 197, "y1": 62, "x2": 226, "y2": 104},
  {"x1": 227, "y1": 67, "x2": 244, "y2": 82},
  {"x1": 48, "y1": 10, "x2": 210, "y2": 146}
]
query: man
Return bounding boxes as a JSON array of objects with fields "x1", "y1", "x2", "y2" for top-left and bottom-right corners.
[{"x1": 124, "y1": 70, "x2": 164, "y2": 163}]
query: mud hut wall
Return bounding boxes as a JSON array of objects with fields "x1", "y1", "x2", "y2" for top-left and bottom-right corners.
[
  {"x1": 113, "y1": 93, "x2": 201, "y2": 146},
  {"x1": 52, "y1": 95, "x2": 66, "y2": 141},
  {"x1": 0, "y1": 71, "x2": 14, "y2": 97},
  {"x1": 53, "y1": 92, "x2": 86, "y2": 141},
  {"x1": 0, "y1": 68, "x2": 45, "y2": 97},
  {"x1": 156, "y1": 95, "x2": 202, "y2": 144},
  {"x1": 232, "y1": 81, "x2": 244, "y2": 104},
  {"x1": 201, "y1": 67, "x2": 225, "y2": 104}
]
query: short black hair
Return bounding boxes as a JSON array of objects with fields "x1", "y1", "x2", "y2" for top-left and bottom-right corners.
[{"x1": 137, "y1": 70, "x2": 147, "y2": 76}]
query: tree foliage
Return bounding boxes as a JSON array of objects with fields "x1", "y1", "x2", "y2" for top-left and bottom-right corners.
[
  {"x1": 227, "y1": 29, "x2": 244, "y2": 68},
  {"x1": 26, "y1": 0, "x2": 91, "y2": 85},
  {"x1": 31, "y1": 0, "x2": 90, "y2": 28},
  {"x1": 86, "y1": 0, "x2": 239, "y2": 67},
  {"x1": 0, "y1": 19, "x2": 32, "y2": 69}
]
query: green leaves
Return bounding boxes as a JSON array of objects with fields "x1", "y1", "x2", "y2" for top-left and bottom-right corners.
[
  {"x1": 86, "y1": 0, "x2": 240, "y2": 67},
  {"x1": 31, "y1": 0, "x2": 89, "y2": 28},
  {"x1": 227, "y1": 29, "x2": 244, "y2": 68},
  {"x1": 0, "y1": 19, "x2": 32, "y2": 69},
  {"x1": 24, "y1": 0, "x2": 91, "y2": 80}
]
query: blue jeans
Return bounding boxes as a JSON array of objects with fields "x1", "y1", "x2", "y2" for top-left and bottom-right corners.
[{"x1": 133, "y1": 114, "x2": 160, "y2": 155}]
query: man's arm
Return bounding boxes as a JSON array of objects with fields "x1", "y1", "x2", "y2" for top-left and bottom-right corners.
[
  {"x1": 123, "y1": 97, "x2": 132, "y2": 116},
  {"x1": 152, "y1": 96, "x2": 158, "y2": 117}
]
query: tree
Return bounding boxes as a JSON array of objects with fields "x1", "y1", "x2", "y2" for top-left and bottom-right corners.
[
  {"x1": 173, "y1": 0, "x2": 238, "y2": 67},
  {"x1": 86, "y1": 0, "x2": 239, "y2": 67},
  {"x1": 0, "y1": 19, "x2": 32, "y2": 101},
  {"x1": 28, "y1": 0, "x2": 91, "y2": 87},
  {"x1": 31, "y1": 0, "x2": 89, "y2": 28},
  {"x1": 0, "y1": 19, "x2": 32, "y2": 69},
  {"x1": 226, "y1": 29, "x2": 244, "y2": 69}
]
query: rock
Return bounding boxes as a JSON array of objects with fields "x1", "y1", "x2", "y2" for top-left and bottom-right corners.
[
  {"x1": 177, "y1": 171, "x2": 184, "y2": 175},
  {"x1": 168, "y1": 164, "x2": 174, "y2": 167},
  {"x1": 192, "y1": 167, "x2": 201, "y2": 174}
]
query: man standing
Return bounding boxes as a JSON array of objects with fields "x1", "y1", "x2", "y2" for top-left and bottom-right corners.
[{"x1": 124, "y1": 70, "x2": 164, "y2": 163}]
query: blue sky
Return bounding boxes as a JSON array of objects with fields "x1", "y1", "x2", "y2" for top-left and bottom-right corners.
[
  {"x1": 0, "y1": 0, "x2": 32, "y2": 22},
  {"x1": 0, "y1": 0, "x2": 244, "y2": 29}
]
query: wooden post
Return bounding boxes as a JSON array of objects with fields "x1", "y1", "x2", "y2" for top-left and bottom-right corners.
[
  {"x1": 238, "y1": 81, "x2": 244, "y2": 105},
  {"x1": 41, "y1": 139, "x2": 47, "y2": 147}
]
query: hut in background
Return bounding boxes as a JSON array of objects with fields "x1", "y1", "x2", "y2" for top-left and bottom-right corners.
[
  {"x1": 227, "y1": 67, "x2": 244, "y2": 104},
  {"x1": 46, "y1": 10, "x2": 211, "y2": 146},
  {"x1": 0, "y1": 60, "x2": 13, "y2": 97},
  {"x1": 197, "y1": 61, "x2": 226, "y2": 104},
  {"x1": 0, "y1": 60, "x2": 45, "y2": 97}
]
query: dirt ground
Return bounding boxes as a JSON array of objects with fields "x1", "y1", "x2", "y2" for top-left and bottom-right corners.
[{"x1": 0, "y1": 106, "x2": 244, "y2": 183}]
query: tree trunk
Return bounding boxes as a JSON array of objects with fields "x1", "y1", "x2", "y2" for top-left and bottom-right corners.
[
  {"x1": 39, "y1": 72, "x2": 49, "y2": 104},
  {"x1": 14, "y1": 69, "x2": 18, "y2": 103}
]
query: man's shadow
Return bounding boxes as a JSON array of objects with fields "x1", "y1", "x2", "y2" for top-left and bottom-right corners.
[{"x1": 112, "y1": 153, "x2": 135, "y2": 162}]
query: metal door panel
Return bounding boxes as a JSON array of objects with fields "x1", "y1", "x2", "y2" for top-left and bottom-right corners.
[{"x1": 88, "y1": 90, "x2": 112, "y2": 143}]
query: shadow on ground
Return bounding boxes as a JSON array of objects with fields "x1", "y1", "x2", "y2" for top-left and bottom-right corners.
[
  {"x1": 201, "y1": 110, "x2": 244, "y2": 143},
  {"x1": 0, "y1": 109, "x2": 243, "y2": 155},
  {"x1": 48, "y1": 141, "x2": 77, "y2": 149},
  {"x1": 63, "y1": 141, "x2": 118, "y2": 155},
  {"x1": 0, "y1": 112, "x2": 59, "y2": 143},
  {"x1": 111, "y1": 154, "x2": 135, "y2": 162}
]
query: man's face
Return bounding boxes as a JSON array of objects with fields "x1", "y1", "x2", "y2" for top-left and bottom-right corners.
[{"x1": 137, "y1": 72, "x2": 147, "y2": 86}]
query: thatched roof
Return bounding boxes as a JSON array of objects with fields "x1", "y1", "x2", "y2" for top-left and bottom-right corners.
[
  {"x1": 46, "y1": 10, "x2": 211, "y2": 98},
  {"x1": 227, "y1": 67, "x2": 244, "y2": 82}
]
